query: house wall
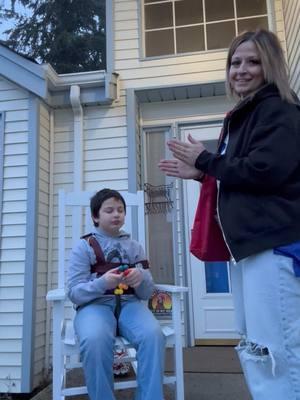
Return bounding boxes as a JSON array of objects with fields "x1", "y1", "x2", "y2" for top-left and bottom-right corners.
[
  {"x1": 53, "y1": 105, "x2": 128, "y2": 191},
  {"x1": 114, "y1": 0, "x2": 286, "y2": 97},
  {"x1": 49, "y1": 103, "x2": 129, "y2": 290},
  {"x1": 0, "y1": 76, "x2": 29, "y2": 393},
  {"x1": 32, "y1": 102, "x2": 50, "y2": 388},
  {"x1": 50, "y1": 109, "x2": 74, "y2": 293},
  {"x1": 0, "y1": 76, "x2": 50, "y2": 393},
  {"x1": 282, "y1": 0, "x2": 300, "y2": 96},
  {"x1": 50, "y1": 0, "x2": 288, "y2": 245}
]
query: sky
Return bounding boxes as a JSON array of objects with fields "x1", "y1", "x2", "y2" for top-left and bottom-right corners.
[
  {"x1": 0, "y1": 1, "x2": 13, "y2": 39},
  {"x1": 0, "y1": 0, "x2": 28, "y2": 40}
]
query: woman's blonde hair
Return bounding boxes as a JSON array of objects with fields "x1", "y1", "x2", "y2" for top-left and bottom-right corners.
[{"x1": 226, "y1": 29, "x2": 295, "y2": 103}]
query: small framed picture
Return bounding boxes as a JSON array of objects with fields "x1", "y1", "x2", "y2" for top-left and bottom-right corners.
[{"x1": 148, "y1": 289, "x2": 172, "y2": 318}]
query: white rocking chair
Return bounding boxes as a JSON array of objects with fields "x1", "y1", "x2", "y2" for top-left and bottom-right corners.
[{"x1": 46, "y1": 189, "x2": 188, "y2": 400}]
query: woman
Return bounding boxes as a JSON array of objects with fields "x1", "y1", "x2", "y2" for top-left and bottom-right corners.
[{"x1": 159, "y1": 29, "x2": 300, "y2": 400}]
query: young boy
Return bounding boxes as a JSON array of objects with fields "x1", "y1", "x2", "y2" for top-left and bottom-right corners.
[{"x1": 67, "y1": 188, "x2": 165, "y2": 400}]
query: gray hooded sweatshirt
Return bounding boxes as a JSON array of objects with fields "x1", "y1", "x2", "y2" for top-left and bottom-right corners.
[{"x1": 67, "y1": 227, "x2": 155, "y2": 307}]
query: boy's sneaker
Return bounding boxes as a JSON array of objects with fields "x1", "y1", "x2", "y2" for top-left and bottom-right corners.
[{"x1": 113, "y1": 348, "x2": 130, "y2": 376}]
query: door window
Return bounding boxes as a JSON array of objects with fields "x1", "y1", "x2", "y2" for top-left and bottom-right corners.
[
  {"x1": 205, "y1": 262, "x2": 230, "y2": 293},
  {"x1": 197, "y1": 139, "x2": 231, "y2": 295},
  {"x1": 143, "y1": 128, "x2": 175, "y2": 284}
]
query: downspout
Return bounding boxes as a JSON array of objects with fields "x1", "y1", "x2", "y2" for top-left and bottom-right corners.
[
  {"x1": 105, "y1": 0, "x2": 120, "y2": 103},
  {"x1": 45, "y1": 109, "x2": 54, "y2": 376},
  {"x1": 70, "y1": 85, "x2": 83, "y2": 192},
  {"x1": 70, "y1": 85, "x2": 83, "y2": 245},
  {"x1": 45, "y1": 85, "x2": 83, "y2": 374},
  {"x1": 266, "y1": 0, "x2": 277, "y2": 32}
]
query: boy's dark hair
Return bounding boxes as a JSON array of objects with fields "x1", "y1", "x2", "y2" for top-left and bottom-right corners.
[{"x1": 90, "y1": 188, "x2": 126, "y2": 227}]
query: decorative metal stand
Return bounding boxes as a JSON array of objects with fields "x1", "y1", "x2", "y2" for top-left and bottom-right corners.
[{"x1": 144, "y1": 183, "x2": 173, "y2": 214}]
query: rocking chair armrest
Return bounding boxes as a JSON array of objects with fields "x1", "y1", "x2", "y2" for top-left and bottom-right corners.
[
  {"x1": 155, "y1": 284, "x2": 188, "y2": 293},
  {"x1": 46, "y1": 288, "x2": 66, "y2": 302}
]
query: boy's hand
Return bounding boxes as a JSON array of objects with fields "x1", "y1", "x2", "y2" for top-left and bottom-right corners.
[
  {"x1": 102, "y1": 268, "x2": 123, "y2": 290},
  {"x1": 122, "y1": 268, "x2": 143, "y2": 288}
]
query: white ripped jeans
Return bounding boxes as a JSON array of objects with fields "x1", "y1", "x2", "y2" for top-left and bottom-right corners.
[{"x1": 230, "y1": 250, "x2": 300, "y2": 400}]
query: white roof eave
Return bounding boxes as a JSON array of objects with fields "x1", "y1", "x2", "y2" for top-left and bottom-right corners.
[
  {"x1": 43, "y1": 63, "x2": 106, "y2": 91},
  {"x1": 0, "y1": 44, "x2": 119, "y2": 107}
]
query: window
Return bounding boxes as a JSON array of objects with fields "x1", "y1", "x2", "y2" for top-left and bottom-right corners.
[
  {"x1": 205, "y1": 262, "x2": 230, "y2": 293},
  {"x1": 144, "y1": 0, "x2": 268, "y2": 57}
]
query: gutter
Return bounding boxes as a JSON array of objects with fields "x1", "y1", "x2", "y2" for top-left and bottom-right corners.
[
  {"x1": 70, "y1": 85, "x2": 84, "y2": 241},
  {"x1": 44, "y1": 66, "x2": 119, "y2": 108},
  {"x1": 0, "y1": 43, "x2": 119, "y2": 107}
]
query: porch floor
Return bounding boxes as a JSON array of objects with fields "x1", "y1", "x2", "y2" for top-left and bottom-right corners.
[{"x1": 32, "y1": 346, "x2": 251, "y2": 400}]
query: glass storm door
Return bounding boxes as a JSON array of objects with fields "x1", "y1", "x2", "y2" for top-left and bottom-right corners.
[{"x1": 182, "y1": 123, "x2": 239, "y2": 342}]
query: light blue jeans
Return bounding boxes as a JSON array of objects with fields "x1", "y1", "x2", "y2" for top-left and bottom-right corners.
[
  {"x1": 231, "y1": 250, "x2": 300, "y2": 400},
  {"x1": 74, "y1": 297, "x2": 165, "y2": 400}
]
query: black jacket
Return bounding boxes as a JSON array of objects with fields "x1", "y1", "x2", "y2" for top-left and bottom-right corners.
[{"x1": 195, "y1": 84, "x2": 300, "y2": 261}]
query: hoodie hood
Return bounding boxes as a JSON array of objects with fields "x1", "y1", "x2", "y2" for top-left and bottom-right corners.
[{"x1": 92, "y1": 226, "x2": 130, "y2": 240}]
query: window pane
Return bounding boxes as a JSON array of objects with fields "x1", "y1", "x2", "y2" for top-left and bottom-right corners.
[
  {"x1": 236, "y1": 0, "x2": 267, "y2": 18},
  {"x1": 175, "y1": 0, "x2": 203, "y2": 26},
  {"x1": 176, "y1": 26, "x2": 205, "y2": 53},
  {"x1": 238, "y1": 17, "x2": 268, "y2": 33},
  {"x1": 207, "y1": 21, "x2": 235, "y2": 50},
  {"x1": 206, "y1": 0, "x2": 234, "y2": 22},
  {"x1": 205, "y1": 262, "x2": 229, "y2": 293},
  {"x1": 145, "y1": 3, "x2": 173, "y2": 30},
  {"x1": 145, "y1": 29, "x2": 174, "y2": 57}
]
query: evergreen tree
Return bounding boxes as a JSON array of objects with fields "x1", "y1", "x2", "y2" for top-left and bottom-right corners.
[{"x1": 2, "y1": 0, "x2": 106, "y2": 73}]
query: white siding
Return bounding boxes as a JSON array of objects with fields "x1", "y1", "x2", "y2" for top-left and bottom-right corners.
[
  {"x1": 0, "y1": 76, "x2": 29, "y2": 393},
  {"x1": 32, "y1": 103, "x2": 50, "y2": 388},
  {"x1": 50, "y1": 103, "x2": 129, "y2": 286},
  {"x1": 83, "y1": 104, "x2": 129, "y2": 191},
  {"x1": 53, "y1": 104, "x2": 129, "y2": 193},
  {"x1": 135, "y1": 97, "x2": 142, "y2": 188},
  {"x1": 274, "y1": 0, "x2": 288, "y2": 49},
  {"x1": 283, "y1": 0, "x2": 300, "y2": 96},
  {"x1": 115, "y1": 0, "x2": 287, "y2": 90}
]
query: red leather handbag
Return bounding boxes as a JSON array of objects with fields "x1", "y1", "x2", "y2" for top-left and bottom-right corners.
[{"x1": 189, "y1": 174, "x2": 231, "y2": 261}]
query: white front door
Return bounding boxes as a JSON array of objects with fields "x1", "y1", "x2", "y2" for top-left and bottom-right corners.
[{"x1": 181, "y1": 123, "x2": 239, "y2": 341}]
